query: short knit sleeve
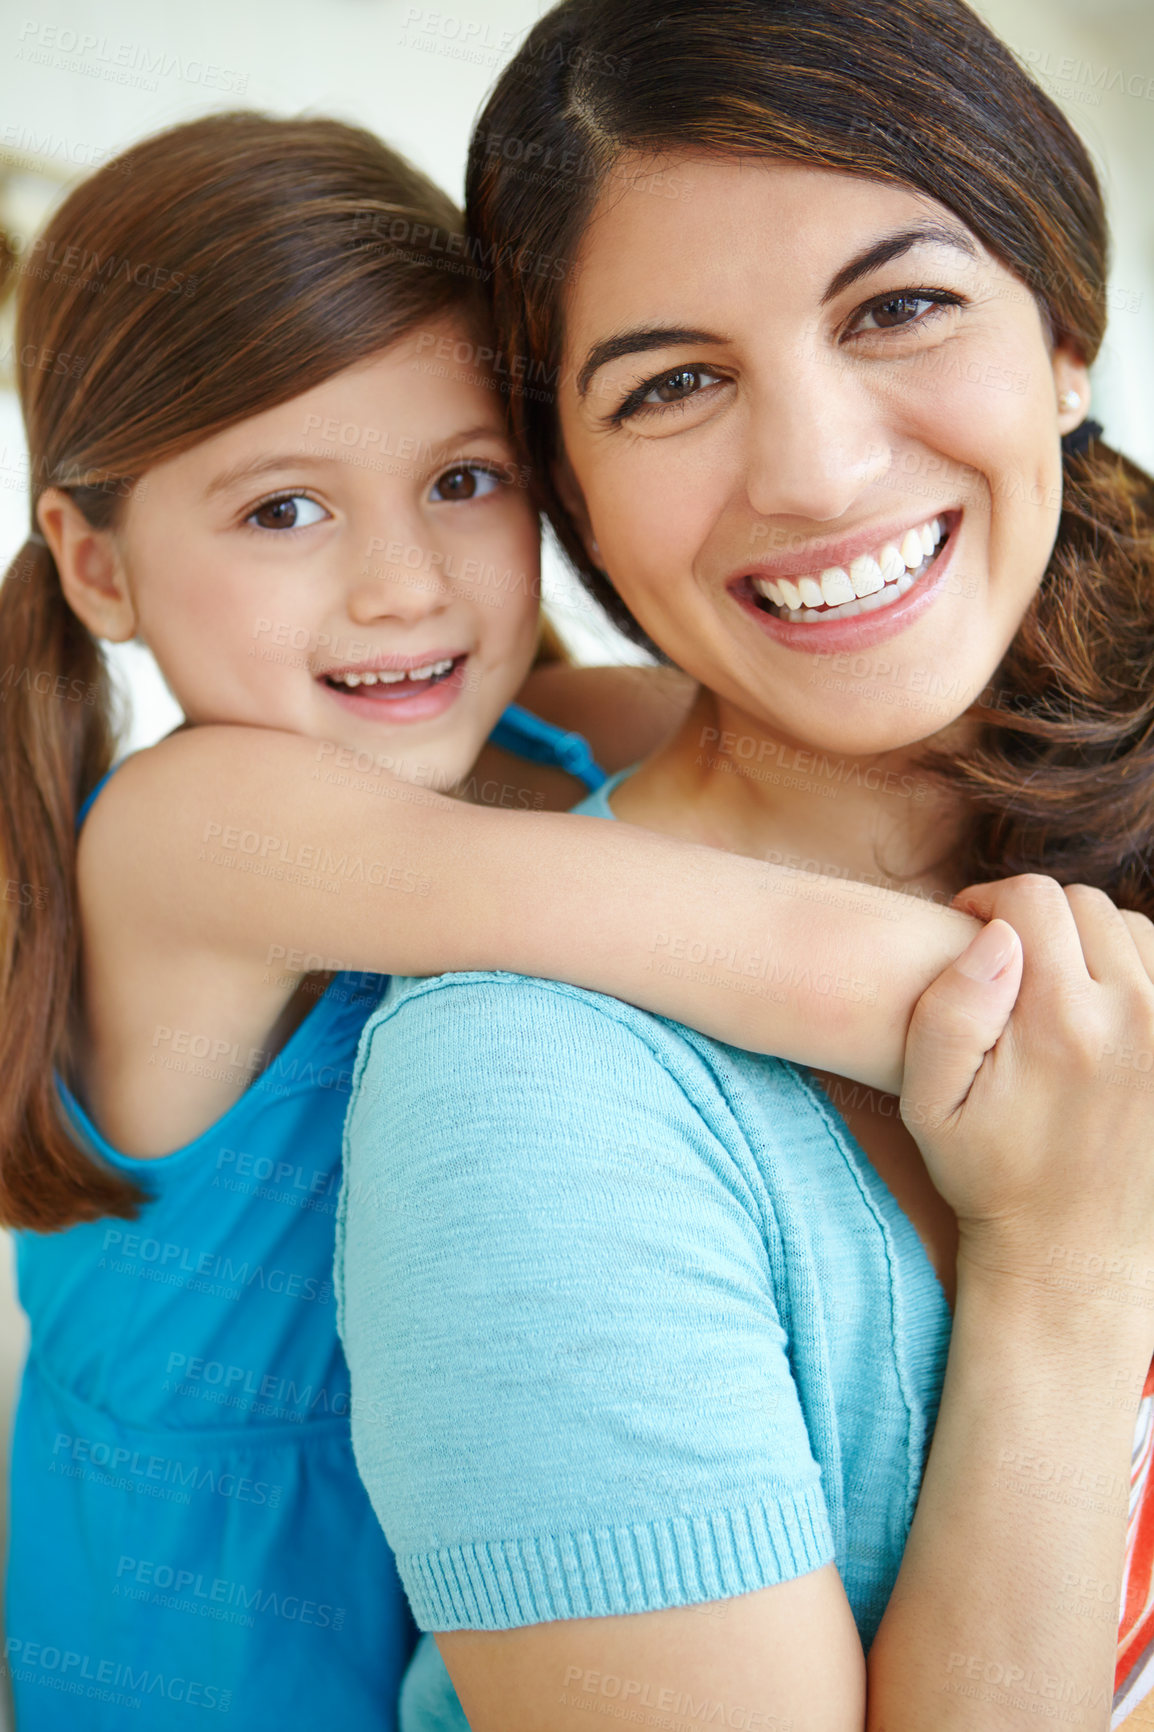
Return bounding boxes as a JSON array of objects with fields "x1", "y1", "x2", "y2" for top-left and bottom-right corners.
[{"x1": 337, "y1": 971, "x2": 834, "y2": 1632}]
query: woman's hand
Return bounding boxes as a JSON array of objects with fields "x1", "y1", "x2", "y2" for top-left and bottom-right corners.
[{"x1": 899, "y1": 874, "x2": 1154, "y2": 1334}]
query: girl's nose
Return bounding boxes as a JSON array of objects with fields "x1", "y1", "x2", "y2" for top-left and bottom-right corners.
[{"x1": 345, "y1": 537, "x2": 455, "y2": 627}]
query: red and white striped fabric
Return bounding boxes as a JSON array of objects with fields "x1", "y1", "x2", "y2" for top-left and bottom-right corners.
[{"x1": 1114, "y1": 1360, "x2": 1154, "y2": 1727}]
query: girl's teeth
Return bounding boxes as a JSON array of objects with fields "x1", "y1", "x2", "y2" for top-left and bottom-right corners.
[
  {"x1": 333, "y1": 657, "x2": 456, "y2": 689},
  {"x1": 752, "y1": 514, "x2": 951, "y2": 625}
]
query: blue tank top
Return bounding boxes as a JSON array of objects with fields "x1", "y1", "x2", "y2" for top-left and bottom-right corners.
[{"x1": 6, "y1": 705, "x2": 605, "y2": 1730}]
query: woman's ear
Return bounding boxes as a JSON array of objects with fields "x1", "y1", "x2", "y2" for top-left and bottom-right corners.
[
  {"x1": 36, "y1": 489, "x2": 138, "y2": 642},
  {"x1": 553, "y1": 451, "x2": 602, "y2": 565},
  {"x1": 1052, "y1": 343, "x2": 1092, "y2": 437}
]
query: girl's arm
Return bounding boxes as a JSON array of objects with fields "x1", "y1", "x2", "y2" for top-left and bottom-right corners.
[{"x1": 88, "y1": 722, "x2": 981, "y2": 1093}]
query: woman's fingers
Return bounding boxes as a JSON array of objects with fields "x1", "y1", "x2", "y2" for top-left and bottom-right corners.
[
  {"x1": 1056, "y1": 882, "x2": 1154, "y2": 985},
  {"x1": 915, "y1": 874, "x2": 1154, "y2": 1263},
  {"x1": 955, "y1": 876, "x2": 1154, "y2": 988},
  {"x1": 1121, "y1": 909, "x2": 1154, "y2": 985},
  {"x1": 900, "y1": 917, "x2": 1022, "y2": 1140},
  {"x1": 951, "y1": 874, "x2": 1099, "y2": 996}
]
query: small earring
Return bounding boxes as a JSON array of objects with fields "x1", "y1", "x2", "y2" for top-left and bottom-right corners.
[
  {"x1": 1058, "y1": 390, "x2": 1082, "y2": 412},
  {"x1": 590, "y1": 537, "x2": 601, "y2": 560}
]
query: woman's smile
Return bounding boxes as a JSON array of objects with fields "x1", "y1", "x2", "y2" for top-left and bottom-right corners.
[{"x1": 731, "y1": 506, "x2": 962, "y2": 653}]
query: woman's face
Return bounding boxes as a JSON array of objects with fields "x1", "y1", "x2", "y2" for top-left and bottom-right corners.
[{"x1": 557, "y1": 155, "x2": 1090, "y2": 758}]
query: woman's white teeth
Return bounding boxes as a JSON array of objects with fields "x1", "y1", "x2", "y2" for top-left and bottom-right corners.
[
  {"x1": 901, "y1": 528, "x2": 926, "y2": 568},
  {"x1": 818, "y1": 566, "x2": 855, "y2": 606},
  {"x1": 752, "y1": 515, "x2": 946, "y2": 624},
  {"x1": 879, "y1": 543, "x2": 906, "y2": 584},
  {"x1": 331, "y1": 658, "x2": 455, "y2": 688},
  {"x1": 849, "y1": 554, "x2": 885, "y2": 598}
]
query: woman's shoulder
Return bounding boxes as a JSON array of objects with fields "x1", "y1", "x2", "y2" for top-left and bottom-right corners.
[
  {"x1": 352, "y1": 970, "x2": 700, "y2": 1117},
  {"x1": 349, "y1": 967, "x2": 811, "y2": 1183},
  {"x1": 359, "y1": 967, "x2": 746, "y2": 1084}
]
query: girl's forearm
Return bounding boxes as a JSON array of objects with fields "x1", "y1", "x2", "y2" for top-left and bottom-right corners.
[
  {"x1": 454, "y1": 800, "x2": 982, "y2": 1093},
  {"x1": 865, "y1": 1257, "x2": 1152, "y2": 1731},
  {"x1": 152, "y1": 725, "x2": 981, "y2": 1092}
]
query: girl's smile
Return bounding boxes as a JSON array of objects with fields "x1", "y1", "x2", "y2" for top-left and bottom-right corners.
[
  {"x1": 108, "y1": 322, "x2": 541, "y2": 789},
  {"x1": 318, "y1": 648, "x2": 470, "y2": 723}
]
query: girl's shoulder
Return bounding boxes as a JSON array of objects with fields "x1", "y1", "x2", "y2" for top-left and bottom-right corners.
[{"x1": 75, "y1": 725, "x2": 301, "y2": 894}]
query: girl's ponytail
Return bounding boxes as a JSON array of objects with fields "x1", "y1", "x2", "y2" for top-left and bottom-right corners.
[
  {"x1": 0, "y1": 535, "x2": 145, "y2": 1229},
  {"x1": 0, "y1": 110, "x2": 497, "y2": 1228}
]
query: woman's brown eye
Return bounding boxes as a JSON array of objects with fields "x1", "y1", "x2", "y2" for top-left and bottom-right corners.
[
  {"x1": 865, "y1": 295, "x2": 932, "y2": 329},
  {"x1": 653, "y1": 368, "x2": 701, "y2": 402},
  {"x1": 633, "y1": 366, "x2": 724, "y2": 413}
]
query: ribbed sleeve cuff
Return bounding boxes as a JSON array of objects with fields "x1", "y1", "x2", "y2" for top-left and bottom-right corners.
[{"x1": 401, "y1": 1480, "x2": 835, "y2": 1630}]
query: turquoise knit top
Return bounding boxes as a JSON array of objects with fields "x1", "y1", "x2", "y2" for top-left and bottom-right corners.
[{"x1": 336, "y1": 768, "x2": 954, "y2": 1731}]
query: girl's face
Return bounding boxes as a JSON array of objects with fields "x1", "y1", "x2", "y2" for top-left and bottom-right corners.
[
  {"x1": 557, "y1": 156, "x2": 1090, "y2": 758},
  {"x1": 115, "y1": 322, "x2": 541, "y2": 788}
]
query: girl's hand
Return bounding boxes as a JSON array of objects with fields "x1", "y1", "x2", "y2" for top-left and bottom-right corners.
[{"x1": 899, "y1": 875, "x2": 1154, "y2": 1322}]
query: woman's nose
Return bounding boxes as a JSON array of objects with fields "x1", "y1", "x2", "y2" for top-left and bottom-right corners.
[{"x1": 740, "y1": 359, "x2": 891, "y2": 524}]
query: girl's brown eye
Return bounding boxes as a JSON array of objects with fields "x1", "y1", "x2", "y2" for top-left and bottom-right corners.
[
  {"x1": 436, "y1": 467, "x2": 477, "y2": 500},
  {"x1": 430, "y1": 465, "x2": 501, "y2": 502},
  {"x1": 247, "y1": 494, "x2": 327, "y2": 531}
]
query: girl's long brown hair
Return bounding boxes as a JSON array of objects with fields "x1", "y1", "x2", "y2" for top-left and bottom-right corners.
[
  {"x1": 467, "y1": 0, "x2": 1154, "y2": 910},
  {"x1": 0, "y1": 112, "x2": 491, "y2": 1231}
]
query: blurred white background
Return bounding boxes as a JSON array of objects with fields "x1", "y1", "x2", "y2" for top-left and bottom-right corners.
[{"x1": 0, "y1": 0, "x2": 1150, "y2": 1722}]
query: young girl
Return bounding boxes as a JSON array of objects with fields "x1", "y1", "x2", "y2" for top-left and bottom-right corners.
[{"x1": 0, "y1": 111, "x2": 1011, "y2": 1729}]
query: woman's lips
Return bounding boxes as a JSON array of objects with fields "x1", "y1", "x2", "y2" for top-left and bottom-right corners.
[
  {"x1": 318, "y1": 653, "x2": 468, "y2": 723},
  {"x1": 735, "y1": 513, "x2": 963, "y2": 655}
]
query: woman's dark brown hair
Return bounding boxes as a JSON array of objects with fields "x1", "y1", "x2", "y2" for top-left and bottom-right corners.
[
  {"x1": 0, "y1": 111, "x2": 495, "y2": 1231},
  {"x1": 467, "y1": 0, "x2": 1154, "y2": 909}
]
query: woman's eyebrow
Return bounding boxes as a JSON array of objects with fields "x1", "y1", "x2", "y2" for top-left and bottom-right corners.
[
  {"x1": 577, "y1": 327, "x2": 724, "y2": 399},
  {"x1": 821, "y1": 221, "x2": 980, "y2": 303},
  {"x1": 575, "y1": 223, "x2": 978, "y2": 399}
]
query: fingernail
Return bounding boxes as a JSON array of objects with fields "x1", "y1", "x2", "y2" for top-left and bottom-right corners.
[{"x1": 956, "y1": 921, "x2": 1017, "y2": 982}]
